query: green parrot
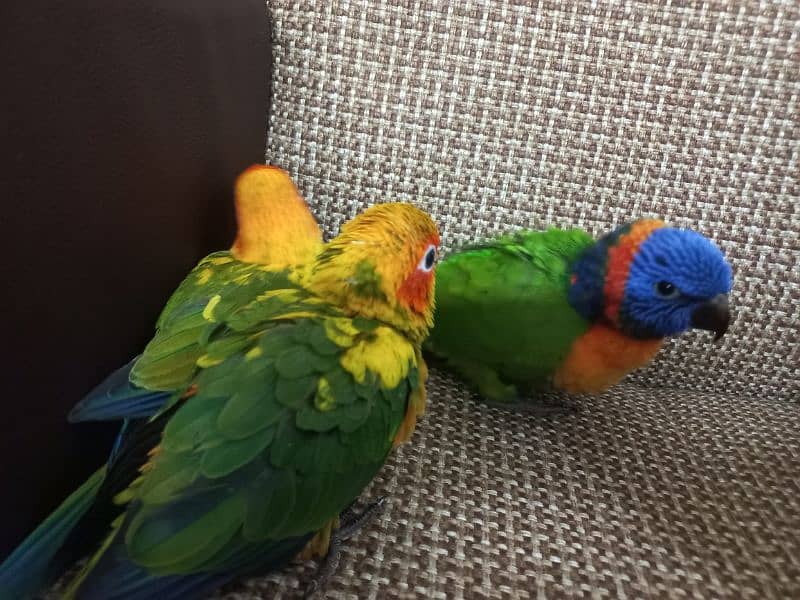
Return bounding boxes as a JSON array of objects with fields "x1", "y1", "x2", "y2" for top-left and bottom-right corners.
[
  {"x1": 0, "y1": 165, "x2": 322, "y2": 598},
  {"x1": 425, "y1": 219, "x2": 733, "y2": 403},
  {"x1": 0, "y1": 171, "x2": 440, "y2": 598}
]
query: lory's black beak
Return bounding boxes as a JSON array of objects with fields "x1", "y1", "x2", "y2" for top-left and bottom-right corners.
[{"x1": 691, "y1": 293, "x2": 731, "y2": 341}]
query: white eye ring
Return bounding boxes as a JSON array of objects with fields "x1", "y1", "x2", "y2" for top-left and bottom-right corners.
[{"x1": 417, "y1": 244, "x2": 437, "y2": 272}]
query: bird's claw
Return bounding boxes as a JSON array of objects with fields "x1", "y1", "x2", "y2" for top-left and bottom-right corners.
[{"x1": 302, "y1": 497, "x2": 388, "y2": 598}]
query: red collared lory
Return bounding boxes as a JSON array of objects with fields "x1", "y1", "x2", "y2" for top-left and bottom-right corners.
[
  {"x1": 425, "y1": 219, "x2": 732, "y2": 402},
  {"x1": 0, "y1": 173, "x2": 439, "y2": 598}
]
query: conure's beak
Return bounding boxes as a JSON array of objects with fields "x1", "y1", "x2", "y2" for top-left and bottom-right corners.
[{"x1": 691, "y1": 293, "x2": 731, "y2": 341}]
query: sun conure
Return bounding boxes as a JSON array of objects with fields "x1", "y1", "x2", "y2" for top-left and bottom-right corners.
[
  {"x1": 425, "y1": 219, "x2": 732, "y2": 402},
  {"x1": 71, "y1": 164, "x2": 324, "y2": 423},
  {"x1": 1, "y1": 191, "x2": 440, "y2": 597},
  {"x1": 0, "y1": 165, "x2": 323, "y2": 599}
]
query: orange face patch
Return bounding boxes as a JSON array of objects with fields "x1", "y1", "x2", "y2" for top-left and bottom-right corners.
[
  {"x1": 397, "y1": 269, "x2": 434, "y2": 313},
  {"x1": 397, "y1": 236, "x2": 439, "y2": 314}
]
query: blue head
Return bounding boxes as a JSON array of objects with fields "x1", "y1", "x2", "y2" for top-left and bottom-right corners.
[{"x1": 569, "y1": 219, "x2": 734, "y2": 340}]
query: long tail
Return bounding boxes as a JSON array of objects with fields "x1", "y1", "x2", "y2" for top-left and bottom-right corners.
[
  {"x1": 68, "y1": 357, "x2": 170, "y2": 423},
  {"x1": 65, "y1": 523, "x2": 311, "y2": 600},
  {"x1": 0, "y1": 467, "x2": 106, "y2": 599}
]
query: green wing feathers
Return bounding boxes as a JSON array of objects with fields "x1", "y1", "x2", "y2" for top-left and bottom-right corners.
[
  {"x1": 131, "y1": 252, "x2": 294, "y2": 391},
  {"x1": 427, "y1": 228, "x2": 594, "y2": 398},
  {"x1": 78, "y1": 291, "x2": 416, "y2": 583}
]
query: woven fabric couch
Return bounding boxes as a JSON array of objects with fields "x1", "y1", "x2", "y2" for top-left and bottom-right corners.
[
  {"x1": 220, "y1": 2, "x2": 799, "y2": 598},
  {"x1": 3, "y1": 1, "x2": 797, "y2": 599}
]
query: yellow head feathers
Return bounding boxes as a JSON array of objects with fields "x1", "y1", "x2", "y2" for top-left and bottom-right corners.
[
  {"x1": 231, "y1": 165, "x2": 323, "y2": 267},
  {"x1": 308, "y1": 203, "x2": 440, "y2": 343}
]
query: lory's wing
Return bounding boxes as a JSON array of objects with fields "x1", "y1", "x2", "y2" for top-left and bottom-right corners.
[
  {"x1": 69, "y1": 254, "x2": 295, "y2": 423},
  {"x1": 70, "y1": 295, "x2": 418, "y2": 599},
  {"x1": 427, "y1": 228, "x2": 594, "y2": 384}
]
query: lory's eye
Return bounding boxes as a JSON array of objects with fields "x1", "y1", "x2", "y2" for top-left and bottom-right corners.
[
  {"x1": 655, "y1": 281, "x2": 680, "y2": 298},
  {"x1": 418, "y1": 244, "x2": 437, "y2": 272}
]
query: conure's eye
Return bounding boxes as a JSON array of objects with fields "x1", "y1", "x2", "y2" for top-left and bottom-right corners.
[
  {"x1": 418, "y1": 244, "x2": 437, "y2": 272},
  {"x1": 655, "y1": 280, "x2": 680, "y2": 298}
]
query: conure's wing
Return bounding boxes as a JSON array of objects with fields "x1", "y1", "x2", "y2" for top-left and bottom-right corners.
[
  {"x1": 130, "y1": 254, "x2": 296, "y2": 391},
  {"x1": 72, "y1": 165, "x2": 321, "y2": 423},
  {"x1": 428, "y1": 228, "x2": 594, "y2": 388},
  {"x1": 0, "y1": 468, "x2": 106, "y2": 598},
  {"x1": 69, "y1": 294, "x2": 418, "y2": 600},
  {"x1": 69, "y1": 255, "x2": 295, "y2": 423},
  {"x1": 68, "y1": 358, "x2": 168, "y2": 422}
]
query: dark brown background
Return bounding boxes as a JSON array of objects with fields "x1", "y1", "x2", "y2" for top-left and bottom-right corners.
[{"x1": 0, "y1": 0, "x2": 272, "y2": 558}]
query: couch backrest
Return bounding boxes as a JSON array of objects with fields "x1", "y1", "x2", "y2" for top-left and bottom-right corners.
[
  {"x1": 0, "y1": 0, "x2": 273, "y2": 557},
  {"x1": 265, "y1": 1, "x2": 799, "y2": 401}
]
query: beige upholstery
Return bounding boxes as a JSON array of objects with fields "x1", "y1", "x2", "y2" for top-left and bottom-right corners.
[
  {"x1": 218, "y1": 374, "x2": 800, "y2": 598},
  {"x1": 263, "y1": 0, "x2": 799, "y2": 401},
  {"x1": 220, "y1": 0, "x2": 800, "y2": 597}
]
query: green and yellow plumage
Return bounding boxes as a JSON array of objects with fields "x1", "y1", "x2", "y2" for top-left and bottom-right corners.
[
  {"x1": 132, "y1": 164, "x2": 323, "y2": 394},
  {"x1": 63, "y1": 202, "x2": 437, "y2": 599},
  {"x1": 0, "y1": 167, "x2": 440, "y2": 600},
  {"x1": 68, "y1": 287, "x2": 419, "y2": 597},
  {"x1": 130, "y1": 253, "x2": 299, "y2": 393}
]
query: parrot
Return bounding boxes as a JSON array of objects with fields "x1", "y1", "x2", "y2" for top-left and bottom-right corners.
[
  {"x1": 0, "y1": 182, "x2": 440, "y2": 597},
  {"x1": 0, "y1": 164, "x2": 323, "y2": 599},
  {"x1": 425, "y1": 218, "x2": 733, "y2": 403}
]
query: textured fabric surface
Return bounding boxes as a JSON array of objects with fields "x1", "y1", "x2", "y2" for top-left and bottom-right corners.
[
  {"x1": 217, "y1": 372, "x2": 800, "y2": 599},
  {"x1": 45, "y1": 376, "x2": 800, "y2": 598},
  {"x1": 264, "y1": 0, "x2": 799, "y2": 401}
]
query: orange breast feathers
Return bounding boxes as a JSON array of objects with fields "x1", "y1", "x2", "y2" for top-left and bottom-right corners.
[
  {"x1": 553, "y1": 324, "x2": 663, "y2": 395},
  {"x1": 231, "y1": 165, "x2": 323, "y2": 267}
]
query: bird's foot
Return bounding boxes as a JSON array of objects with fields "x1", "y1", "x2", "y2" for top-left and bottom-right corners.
[{"x1": 303, "y1": 497, "x2": 387, "y2": 598}]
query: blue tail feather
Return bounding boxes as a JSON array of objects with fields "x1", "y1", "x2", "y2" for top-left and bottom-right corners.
[
  {"x1": 68, "y1": 357, "x2": 171, "y2": 423},
  {"x1": 75, "y1": 529, "x2": 311, "y2": 600},
  {"x1": 0, "y1": 467, "x2": 106, "y2": 599}
]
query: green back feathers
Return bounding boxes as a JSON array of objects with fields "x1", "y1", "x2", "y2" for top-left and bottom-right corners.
[
  {"x1": 86, "y1": 289, "x2": 415, "y2": 580},
  {"x1": 427, "y1": 228, "x2": 595, "y2": 395},
  {"x1": 131, "y1": 252, "x2": 294, "y2": 391}
]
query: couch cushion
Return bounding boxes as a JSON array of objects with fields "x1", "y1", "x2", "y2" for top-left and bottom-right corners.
[
  {"x1": 218, "y1": 375, "x2": 800, "y2": 598},
  {"x1": 263, "y1": 0, "x2": 799, "y2": 401}
]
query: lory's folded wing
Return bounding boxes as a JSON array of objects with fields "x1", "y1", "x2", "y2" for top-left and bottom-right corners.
[
  {"x1": 70, "y1": 303, "x2": 418, "y2": 599},
  {"x1": 428, "y1": 228, "x2": 594, "y2": 383}
]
